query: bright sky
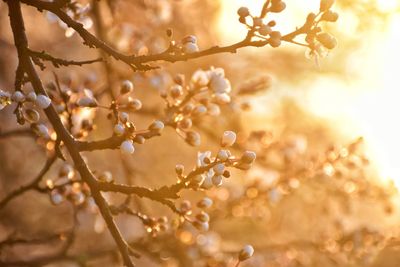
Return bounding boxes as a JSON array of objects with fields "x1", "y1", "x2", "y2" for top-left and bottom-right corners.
[{"x1": 218, "y1": 0, "x2": 400, "y2": 188}]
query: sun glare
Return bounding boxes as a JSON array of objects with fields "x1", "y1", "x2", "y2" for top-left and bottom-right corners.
[{"x1": 219, "y1": 0, "x2": 400, "y2": 188}]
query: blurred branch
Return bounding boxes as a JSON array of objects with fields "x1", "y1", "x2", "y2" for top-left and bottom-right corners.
[
  {"x1": 0, "y1": 128, "x2": 33, "y2": 139},
  {"x1": 0, "y1": 155, "x2": 57, "y2": 209},
  {"x1": 28, "y1": 49, "x2": 103, "y2": 68}
]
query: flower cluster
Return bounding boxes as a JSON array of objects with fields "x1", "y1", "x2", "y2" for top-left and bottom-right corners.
[
  {"x1": 46, "y1": 1, "x2": 93, "y2": 38},
  {"x1": 163, "y1": 67, "x2": 233, "y2": 147},
  {"x1": 47, "y1": 163, "x2": 89, "y2": 206}
]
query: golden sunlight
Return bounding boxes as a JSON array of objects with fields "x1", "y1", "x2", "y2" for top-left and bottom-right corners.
[{"x1": 219, "y1": 0, "x2": 400, "y2": 188}]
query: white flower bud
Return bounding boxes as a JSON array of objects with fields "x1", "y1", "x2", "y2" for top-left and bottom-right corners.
[
  {"x1": 239, "y1": 245, "x2": 254, "y2": 261},
  {"x1": 149, "y1": 120, "x2": 164, "y2": 133},
  {"x1": 180, "y1": 200, "x2": 192, "y2": 214},
  {"x1": 170, "y1": 85, "x2": 183, "y2": 98},
  {"x1": 201, "y1": 175, "x2": 213, "y2": 189},
  {"x1": 120, "y1": 140, "x2": 135, "y2": 154},
  {"x1": 128, "y1": 98, "x2": 142, "y2": 111},
  {"x1": 192, "y1": 105, "x2": 207, "y2": 116},
  {"x1": 121, "y1": 80, "x2": 134, "y2": 94},
  {"x1": 191, "y1": 70, "x2": 210, "y2": 87},
  {"x1": 35, "y1": 94, "x2": 51, "y2": 109},
  {"x1": 182, "y1": 35, "x2": 197, "y2": 44},
  {"x1": 213, "y1": 163, "x2": 225, "y2": 175},
  {"x1": 114, "y1": 123, "x2": 125, "y2": 136},
  {"x1": 183, "y1": 42, "x2": 199, "y2": 53},
  {"x1": 178, "y1": 118, "x2": 192, "y2": 129},
  {"x1": 196, "y1": 211, "x2": 210, "y2": 222},
  {"x1": 197, "y1": 197, "x2": 213, "y2": 208},
  {"x1": 210, "y1": 75, "x2": 231, "y2": 94},
  {"x1": 26, "y1": 91, "x2": 37, "y2": 102},
  {"x1": 77, "y1": 96, "x2": 97, "y2": 108},
  {"x1": 193, "y1": 220, "x2": 209, "y2": 232},
  {"x1": 12, "y1": 91, "x2": 25, "y2": 102},
  {"x1": 119, "y1": 112, "x2": 129, "y2": 123},
  {"x1": 214, "y1": 93, "x2": 231, "y2": 104},
  {"x1": 186, "y1": 131, "x2": 201, "y2": 146},
  {"x1": 212, "y1": 175, "x2": 223, "y2": 187},
  {"x1": 241, "y1": 151, "x2": 256, "y2": 164},
  {"x1": 221, "y1": 131, "x2": 236, "y2": 147},
  {"x1": 207, "y1": 103, "x2": 221, "y2": 116},
  {"x1": 191, "y1": 175, "x2": 205, "y2": 186},
  {"x1": 217, "y1": 150, "x2": 229, "y2": 161},
  {"x1": 98, "y1": 171, "x2": 113, "y2": 183},
  {"x1": 59, "y1": 164, "x2": 74, "y2": 179},
  {"x1": 32, "y1": 123, "x2": 50, "y2": 138},
  {"x1": 50, "y1": 191, "x2": 64, "y2": 205}
]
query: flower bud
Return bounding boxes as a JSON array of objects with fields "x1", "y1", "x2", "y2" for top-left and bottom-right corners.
[
  {"x1": 114, "y1": 123, "x2": 125, "y2": 136},
  {"x1": 320, "y1": 0, "x2": 335, "y2": 12},
  {"x1": 316, "y1": 32, "x2": 337, "y2": 49},
  {"x1": 119, "y1": 112, "x2": 129, "y2": 123},
  {"x1": 197, "y1": 197, "x2": 213, "y2": 208},
  {"x1": 258, "y1": 24, "x2": 272, "y2": 36},
  {"x1": 237, "y1": 7, "x2": 250, "y2": 17},
  {"x1": 217, "y1": 150, "x2": 229, "y2": 161},
  {"x1": 175, "y1": 164, "x2": 184, "y2": 176},
  {"x1": 241, "y1": 151, "x2": 256, "y2": 164},
  {"x1": 180, "y1": 200, "x2": 191, "y2": 214},
  {"x1": 59, "y1": 164, "x2": 74, "y2": 179},
  {"x1": 120, "y1": 140, "x2": 135, "y2": 154},
  {"x1": 212, "y1": 175, "x2": 223, "y2": 187},
  {"x1": 213, "y1": 163, "x2": 225, "y2": 175},
  {"x1": 201, "y1": 176, "x2": 213, "y2": 189},
  {"x1": 50, "y1": 190, "x2": 64, "y2": 205},
  {"x1": 12, "y1": 91, "x2": 25, "y2": 102},
  {"x1": 207, "y1": 103, "x2": 221, "y2": 116},
  {"x1": 121, "y1": 80, "x2": 134, "y2": 94},
  {"x1": 210, "y1": 75, "x2": 231, "y2": 94},
  {"x1": 32, "y1": 123, "x2": 50, "y2": 138},
  {"x1": 193, "y1": 220, "x2": 209, "y2": 231},
  {"x1": 192, "y1": 105, "x2": 207, "y2": 116},
  {"x1": 170, "y1": 85, "x2": 183, "y2": 98},
  {"x1": 98, "y1": 171, "x2": 113, "y2": 183},
  {"x1": 127, "y1": 98, "x2": 142, "y2": 111},
  {"x1": 182, "y1": 35, "x2": 197, "y2": 44},
  {"x1": 26, "y1": 91, "x2": 37, "y2": 102},
  {"x1": 196, "y1": 211, "x2": 210, "y2": 222},
  {"x1": 186, "y1": 131, "x2": 201, "y2": 146},
  {"x1": 35, "y1": 94, "x2": 52, "y2": 109},
  {"x1": 183, "y1": 42, "x2": 199, "y2": 53},
  {"x1": 223, "y1": 170, "x2": 231, "y2": 178},
  {"x1": 149, "y1": 120, "x2": 164, "y2": 133},
  {"x1": 214, "y1": 93, "x2": 231, "y2": 104},
  {"x1": 178, "y1": 117, "x2": 192, "y2": 129},
  {"x1": 182, "y1": 103, "x2": 195, "y2": 115},
  {"x1": 77, "y1": 97, "x2": 97, "y2": 108},
  {"x1": 134, "y1": 135, "x2": 146, "y2": 144},
  {"x1": 221, "y1": 131, "x2": 236, "y2": 147},
  {"x1": 253, "y1": 17, "x2": 262, "y2": 27},
  {"x1": 25, "y1": 108, "x2": 40, "y2": 122},
  {"x1": 270, "y1": 0, "x2": 286, "y2": 13},
  {"x1": 321, "y1": 10, "x2": 339, "y2": 22},
  {"x1": 239, "y1": 245, "x2": 254, "y2": 261}
]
